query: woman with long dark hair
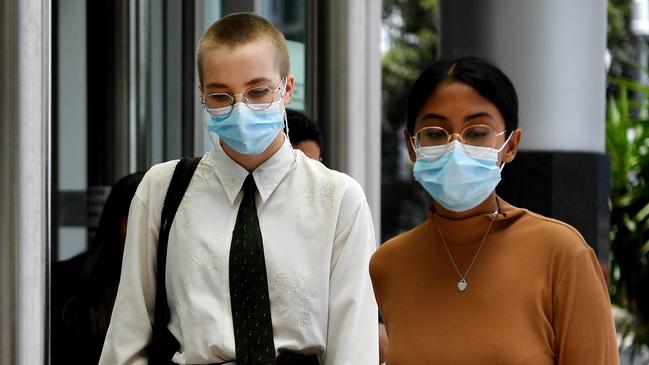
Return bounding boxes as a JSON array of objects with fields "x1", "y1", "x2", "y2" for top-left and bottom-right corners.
[{"x1": 51, "y1": 171, "x2": 144, "y2": 364}]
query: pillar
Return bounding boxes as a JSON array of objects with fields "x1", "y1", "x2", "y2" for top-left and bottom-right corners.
[
  {"x1": 439, "y1": 0, "x2": 610, "y2": 261},
  {"x1": 0, "y1": 0, "x2": 51, "y2": 363}
]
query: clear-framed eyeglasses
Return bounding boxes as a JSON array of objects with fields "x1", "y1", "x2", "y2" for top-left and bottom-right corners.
[
  {"x1": 412, "y1": 124, "x2": 508, "y2": 159},
  {"x1": 202, "y1": 76, "x2": 287, "y2": 117}
]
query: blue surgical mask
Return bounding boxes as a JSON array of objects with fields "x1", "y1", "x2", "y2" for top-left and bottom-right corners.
[
  {"x1": 206, "y1": 100, "x2": 285, "y2": 155},
  {"x1": 413, "y1": 138, "x2": 511, "y2": 212}
]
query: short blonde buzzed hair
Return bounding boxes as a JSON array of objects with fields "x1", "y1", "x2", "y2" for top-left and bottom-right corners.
[{"x1": 197, "y1": 13, "x2": 290, "y2": 83}]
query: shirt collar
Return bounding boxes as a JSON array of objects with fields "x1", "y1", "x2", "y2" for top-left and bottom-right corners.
[{"x1": 206, "y1": 136, "x2": 296, "y2": 204}]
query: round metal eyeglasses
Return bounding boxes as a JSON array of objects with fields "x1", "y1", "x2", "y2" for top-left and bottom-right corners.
[
  {"x1": 202, "y1": 77, "x2": 286, "y2": 117},
  {"x1": 412, "y1": 124, "x2": 508, "y2": 159}
]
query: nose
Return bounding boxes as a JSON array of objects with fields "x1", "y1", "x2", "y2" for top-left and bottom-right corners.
[
  {"x1": 232, "y1": 93, "x2": 245, "y2": 103},
  {"x1": 449, "y1": 133, "x2": 462, "y2": 143}
]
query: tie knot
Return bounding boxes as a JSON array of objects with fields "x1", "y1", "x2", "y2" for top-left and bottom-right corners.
[{"x1": 244, "y1": 175, "x2": 257, "y2": 195}]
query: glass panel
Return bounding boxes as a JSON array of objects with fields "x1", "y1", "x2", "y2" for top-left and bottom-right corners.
[
  {"x1": 55, "y1": 0, "x2": 88, "y2": 261},
  {"x1": 57, "y1": 228, "x2": 88, "y2": 261},
  {"x1": 262, "y1": 0, "x2": 307, "y2": 113},
  {"x1": 286, "y1": 40, "x2": 306, "y2": 111},
  {"x1": 198, "y1": 0, "x2": 222, "y2": 154}
]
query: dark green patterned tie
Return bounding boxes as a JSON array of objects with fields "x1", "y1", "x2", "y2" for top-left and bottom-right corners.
[{"x1": 229, "y1": 175, "x2": 276, "y2": 365}]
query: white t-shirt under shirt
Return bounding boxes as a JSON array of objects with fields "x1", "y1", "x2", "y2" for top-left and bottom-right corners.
[{"x1": 99, "y1": 138, "x2": 379, "y2": 364}]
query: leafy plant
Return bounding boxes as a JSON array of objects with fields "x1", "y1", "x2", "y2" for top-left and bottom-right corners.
[
  {"x1": 607, "y1": 76, "x2": 649, "y2": 357},
  {"x1": 608, "y1": 0, "x2": 635, "y2": 77},
  {"x1": 380, "y1": 0, "x2": 438, "y2": 241}
]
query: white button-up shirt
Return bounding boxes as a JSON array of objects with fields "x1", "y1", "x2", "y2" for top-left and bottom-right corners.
[{"x1": 99, "y1": 138, "x2": 379, "y2": 364}]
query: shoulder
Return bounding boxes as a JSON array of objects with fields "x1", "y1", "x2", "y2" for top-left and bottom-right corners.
[
  {"x1": 497, "y1": 204, "x2": 602, "y2": 286},
  {"x1": 515, "y1": 209, "x2": 592, "y2": 256},
  {"x1": 134, "y1": 156, "x2": 215, "y2": 214},
  {"x1": 498, "y1": 198, "x2": 592, "y2": 256},
  {"x1": 136, "y1": 159, "x2": 178, "y2": 197},
  {"x1": 123, "y1": 160, "x2": 180, "y2": 231},
  {"x1": 294, "y1": 151, "x2": 367, "y2": 206},
  {"x1": 135, "y1": 155, "x2": 210, "y2": 201},
  {"x1": 295, "y1": 152, "x2": 362, "y2": 189},
  {"x1": 370, "y1": 221, "x2": 429, "y2": 276}
]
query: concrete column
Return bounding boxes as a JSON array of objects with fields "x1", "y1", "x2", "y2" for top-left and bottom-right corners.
[
  {"x1": 439, "y1": 0, "x2": 610, "y2": 260},
  {"x1": 0, "y1": 0, "x2": 51, "y2": 364},
  {"x1": 439, "y1": 0, "x2": 606, "y2": 153},
  {"x1": 318, "y1": 0, "x2": 382, "y2": 240}
]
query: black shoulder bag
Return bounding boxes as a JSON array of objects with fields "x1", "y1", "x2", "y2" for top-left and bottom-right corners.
[{"x1": 146, "y1": 157, "x2": 201, "y2": 365}]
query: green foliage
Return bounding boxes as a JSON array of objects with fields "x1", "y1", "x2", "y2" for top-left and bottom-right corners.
[
  {"x1": 608, "y1": 0, "x2": 635, "y2": 77},
  {"x1": 607, "y1": 76, "x2": 649, "y2": 356},
  {"x1": 382, "y1": 0, "x2": 438, "y2": 130},
  {"x1": 380, "y1": 0, "x2": 438, "y2": 241}
]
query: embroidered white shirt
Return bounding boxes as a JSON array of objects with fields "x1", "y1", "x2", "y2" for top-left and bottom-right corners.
[{"x1": 99, "y1": 138, "x2": 379, "y2": 364}]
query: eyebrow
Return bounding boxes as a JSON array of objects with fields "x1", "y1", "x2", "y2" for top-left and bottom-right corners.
[
  {"x1": 204, "y1": 77, "x2": 273, "y2": 90},
  {"x1": 464, "y1": 112, "x2": 494, "y2": 121},
  {"x1": 419, "y1": 111, "x2": 494, "y2": 123},
  {"x1": 419, "y1": 113, "x2": 447, "y2": 122},
  {"x1": 204, "y1": 81, "x2": 228, "y2": 89},
  {"x1": 245, "y1": 77, "x2": 273, "y2": 86}
]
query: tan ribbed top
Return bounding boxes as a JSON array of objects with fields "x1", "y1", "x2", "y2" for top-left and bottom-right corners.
[{"x1": 370, "y1": 197, "x2": 619, "y2": 365}]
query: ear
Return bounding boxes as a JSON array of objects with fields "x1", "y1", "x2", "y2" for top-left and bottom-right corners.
[
  {"x1": 198, "y1": 83, "x2": 204, "y2": 102},
  {"x1": 500, "y1": 129, "x2": 523, "y2": 164},
  {"x1": 283, "y1": 74, "x2": 296, "y2": 104},
  {"x1": 404, "y1": 128, "x2": 417, "y2": 163}
]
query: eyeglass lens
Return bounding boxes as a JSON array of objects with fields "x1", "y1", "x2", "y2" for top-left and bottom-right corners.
[
  {"x1": 205, "y1": 86, "x2": 276, "y2": 110},
  {"x1": 416, "y1": 125, "x2": 498, "y2": 149}
]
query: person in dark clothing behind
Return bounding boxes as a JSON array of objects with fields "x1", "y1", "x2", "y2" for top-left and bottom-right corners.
[
  {"x1": 286, "y1": 109, "x2": 323, "y2": 161},
  {"x1": 51, "y1": 171, "x2": 145, "y2": 365}
]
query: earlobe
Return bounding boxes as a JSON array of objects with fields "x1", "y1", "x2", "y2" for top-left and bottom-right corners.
[{"x1": 502, "y1": 129, "x2": 522, "y2": 163}]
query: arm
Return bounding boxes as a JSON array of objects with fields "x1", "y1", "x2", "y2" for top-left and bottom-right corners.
[
  {"x1": 323, "y1": 199, "x2": 379, "y2": 365},
  {"x1": 99, "y1": 193, "x2": 158, "y2": 365},
  {"x1": 554, "y1": 247, "x2": 619, "y2": 365}
]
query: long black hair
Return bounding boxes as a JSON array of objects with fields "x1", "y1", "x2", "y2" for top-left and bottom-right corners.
[
  {"x1": 59, "y1": 171, "x2": 145, "y2": 363},
  {"x1": 407, "y1": 56, "x2": 519, "y2": 136},
  {"x1": 85, "y1": 171, "x2": 145, "y2": 332}
]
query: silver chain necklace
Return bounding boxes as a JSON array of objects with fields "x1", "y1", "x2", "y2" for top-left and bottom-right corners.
[{"x1": 433, "y1": 210, "x2": 498, "y2": 292}]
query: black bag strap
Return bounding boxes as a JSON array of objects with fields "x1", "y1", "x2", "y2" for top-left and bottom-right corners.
[{"x1": 148, "y1": 157, "x2": 201, "y2": 364}]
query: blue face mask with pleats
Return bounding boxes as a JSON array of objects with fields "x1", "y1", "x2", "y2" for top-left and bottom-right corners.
[
  {"x1": 413, "y1": 138, "x2": 511, "y2": 212},
  {"x1": 206, "y1": 99, "x2": 285, "y2": 155}
]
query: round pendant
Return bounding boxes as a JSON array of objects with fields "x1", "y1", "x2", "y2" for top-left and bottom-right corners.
[{"x1": 457, "y1": 279, "x2": 468, "y2": 292}]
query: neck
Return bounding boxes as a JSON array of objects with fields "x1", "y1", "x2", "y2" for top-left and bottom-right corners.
[
  {"x1": 221, "y1": 132, "x2": 285, "y2": 172},
  {"x1": 432, "y1": 191, "x2": 499, "y2": 220}
]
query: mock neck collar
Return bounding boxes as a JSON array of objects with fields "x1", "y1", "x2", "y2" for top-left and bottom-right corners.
[{"x1": 427, "y1": 196, "x2": 525, "y2": 245}]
